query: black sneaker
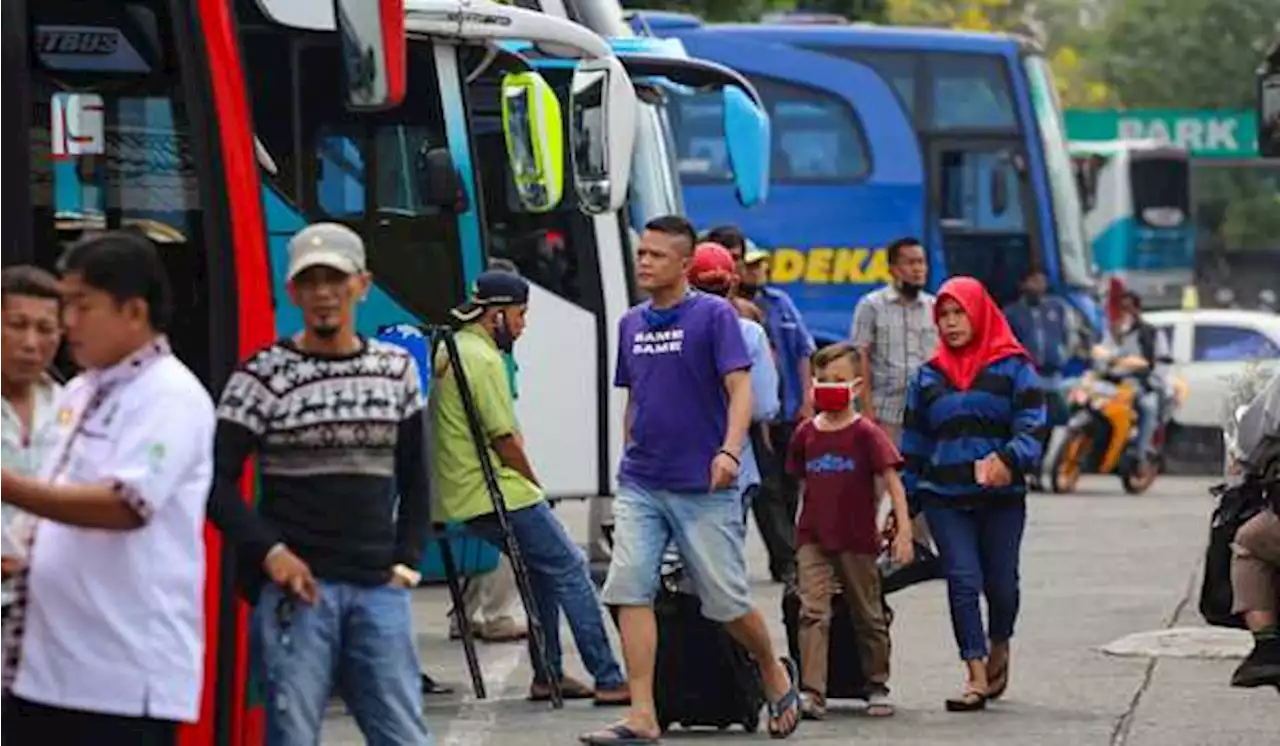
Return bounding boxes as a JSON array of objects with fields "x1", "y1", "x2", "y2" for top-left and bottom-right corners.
[{"x1": 1231, "y1": 637, "x2": 1280, "y2": 688}]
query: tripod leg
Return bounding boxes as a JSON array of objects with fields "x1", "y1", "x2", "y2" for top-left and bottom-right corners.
[
  {"x1": 432, "y1": 326, "x2": 562, "y2": 708},
  {"x1": 440, "y1": 537, "x2": 487, "y2": 700},
  {"x1": 503, "y1": 535, "x2": 563, "y2": 708}
]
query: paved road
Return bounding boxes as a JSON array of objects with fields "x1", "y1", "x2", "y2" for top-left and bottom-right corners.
[{"x1": 319, "y1": 476, "x2": 1279, "y2": 746}]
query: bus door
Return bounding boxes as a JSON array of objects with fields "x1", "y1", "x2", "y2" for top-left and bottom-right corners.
[
  {"x1": 927, "y1": 136, "x2": 1036, "y2": 306},
  {"x1": 663, "y1": 34, "x2": 924, "y2": 344}
]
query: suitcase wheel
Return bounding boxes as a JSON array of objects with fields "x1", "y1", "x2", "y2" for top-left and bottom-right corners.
[{"x1": 742, "y1": 711, "x2": 760, "y2": 733}]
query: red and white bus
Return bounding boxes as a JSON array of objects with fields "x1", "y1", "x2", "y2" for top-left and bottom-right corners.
[{"x1": 3, "y1": 2, "x2": 406, "y2": 743}]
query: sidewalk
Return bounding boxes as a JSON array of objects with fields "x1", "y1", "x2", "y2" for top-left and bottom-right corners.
[{"x1": 319, "y1": 477, "x2": 1278, "y2": 745}]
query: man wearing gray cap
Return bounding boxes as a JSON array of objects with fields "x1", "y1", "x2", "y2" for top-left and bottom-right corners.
[{"x1": 207, "y1": 223, "x2": 433, "y2": 744}]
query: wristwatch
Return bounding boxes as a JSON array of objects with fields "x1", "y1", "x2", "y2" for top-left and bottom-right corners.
[{"x1": 391, "y1": 563, "x2": 422, "y2": 587}]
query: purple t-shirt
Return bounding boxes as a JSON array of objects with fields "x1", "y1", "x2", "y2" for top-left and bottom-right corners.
[{"x1": 615, "y1": 292, "x2": 752, "y2": 493}]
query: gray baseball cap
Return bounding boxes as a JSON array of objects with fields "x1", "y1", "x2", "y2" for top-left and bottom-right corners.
[{"x1": 286, "y1": 223, "x2": 367, "y2": 281}]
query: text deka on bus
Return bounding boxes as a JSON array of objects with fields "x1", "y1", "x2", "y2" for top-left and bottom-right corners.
[{"x1": 764, "y1": 247, "x2": 894, "y2": 286}]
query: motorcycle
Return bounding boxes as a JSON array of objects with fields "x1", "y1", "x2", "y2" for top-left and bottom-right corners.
[{"x1": 1048, "y1": 356, "x2": 1188, "y2": 495}]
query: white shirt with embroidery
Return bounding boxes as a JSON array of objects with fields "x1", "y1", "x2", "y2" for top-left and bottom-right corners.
[
  {"x1": 12, "y1": 341, "x2": 215, "y2": 722},
  {"x1": 1, "y1": 378, "x2": 61, "y2": 607}
]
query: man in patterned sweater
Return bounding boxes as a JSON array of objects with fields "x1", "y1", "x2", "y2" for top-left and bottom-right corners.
[{"x1": 207, "y1": 223, "x2": 432, "y2": 744}]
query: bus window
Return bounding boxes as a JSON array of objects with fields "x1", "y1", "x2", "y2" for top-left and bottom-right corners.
[
  {"x1": 939, "y1": 150, "x2": 1027, "y2": 232},
  {"x1": 803, "y1": 47, "x2": 918, "y2": 120},
  {"x1": 316, "y1": 133, "x2": 365, "y2": 218},
  {"x1": 27, "y1": 1, "x2": 212, "y2": 382},
  {"x1": 746, "y1": 74, "x2": 869, "y2": 182},
  {"x1": 669, "y1": 90, "x2": 732, "y2": 182},
  {"x1": 1131, "y1": 156, "x2": 1190, "y2": 224},
  {"x1": 925, "y1": 54, "x2": 1017, "y2": 131},
  {"x1": 242, "y1": 34, "x2": 466, "y2": 325},
  {"x1": 1023, "y1": 55, "x2": 1091, "y2": 288}
]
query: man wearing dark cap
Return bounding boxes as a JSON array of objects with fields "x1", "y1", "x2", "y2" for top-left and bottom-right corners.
[{"x1": 431, "y1": 271, "x2": 629, "y2": 705}]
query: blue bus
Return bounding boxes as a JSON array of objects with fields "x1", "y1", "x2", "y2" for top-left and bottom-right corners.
[
  {"x1": 1069, "y1": 139, "x2": 1194, "y2": 308},
  {"x1": 631, "y1": 12, "x2": 1100, "y2": 343}
]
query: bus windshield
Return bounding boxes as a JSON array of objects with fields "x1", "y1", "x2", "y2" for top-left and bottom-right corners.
[
  {"x1": 628, "y1": 98, "x2": 683, "y2": 229},
  {"x1": 27, "y1": 0, "x2": 212, "y2": 378},
  {"x1": 1131, "y1": 155, "x2": 1191, "y2": 220},
  {"x1": 243, "y1": 32, "x2": 466, "y2": 326},
  {"x1": 1023, "y1": 55, "x2": 1092, "y2": 288}
]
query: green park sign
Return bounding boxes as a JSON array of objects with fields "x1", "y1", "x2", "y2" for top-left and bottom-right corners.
[{"x1": 1065, "y1": 109, "x2": 1258, "y2": 159}]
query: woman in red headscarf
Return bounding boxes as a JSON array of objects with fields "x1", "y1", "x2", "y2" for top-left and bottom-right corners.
[{"x1": 898, "y1": 277, "x2": 1048, "y2": 712}]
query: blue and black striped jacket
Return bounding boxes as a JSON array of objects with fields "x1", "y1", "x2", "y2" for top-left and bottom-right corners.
[{"x1": 900, "y1": 355, "x2": 1047, "y2": 509}]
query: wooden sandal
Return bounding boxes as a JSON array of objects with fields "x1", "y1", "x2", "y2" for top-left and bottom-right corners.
[{"x1": 945, "y1": 685, "x2": 988, "y2": 712}]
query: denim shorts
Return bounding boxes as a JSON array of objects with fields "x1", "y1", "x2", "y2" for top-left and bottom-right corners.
[{"x1": 600, "y1": 482, "x2": 752, "y2": 622}]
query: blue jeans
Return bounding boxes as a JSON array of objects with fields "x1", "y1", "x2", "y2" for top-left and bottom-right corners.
[
  {"x1": 253, "y1": 581, "x2": 431, "y2": 746},
  {"x1": 600, "y1": 482, "x2": 752, "y2": 622},
  {"x1": 924, "y1": 501, "x2": 1027, "y2": 661},
  {"x1": 1135, "y1": 390, "x2": 1160, "y2": 457},
  {"x1": 468, "y1": 502, "x2": 625, "y2": 688}
]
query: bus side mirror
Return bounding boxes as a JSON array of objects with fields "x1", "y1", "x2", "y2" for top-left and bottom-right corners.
[
  {"x1": 570, "y1": 57, "x2": 637, "y2": 215},
  {"x1": 335, "y1": 0, "x2": 407, "y2": 112},
  {"x1": 721, "y1": 85, "x2": 770, "y2": 208},
  {"x1": 415, "y1": 146, "x2": 469, "y2": 213},
  {"x1": 501, "y1": 72, "x2": 565, "y2": 213},
  {"x1": 1259, "y1": 68, "x2": 1280, "y2": 159}
]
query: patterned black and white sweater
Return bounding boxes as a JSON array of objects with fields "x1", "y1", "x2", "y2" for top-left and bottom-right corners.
[{"x1": 208, "y1": 338, "x2": 430, "y2": 587}]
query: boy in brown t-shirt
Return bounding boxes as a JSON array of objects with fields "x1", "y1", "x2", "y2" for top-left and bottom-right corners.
[{"x1": 787, "y1": 343, "x2": 914, "y2": 719}]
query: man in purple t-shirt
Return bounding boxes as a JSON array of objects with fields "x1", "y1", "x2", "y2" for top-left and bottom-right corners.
[{"x1": 582, "y1": 216, "x2": 802, "y2": 745}]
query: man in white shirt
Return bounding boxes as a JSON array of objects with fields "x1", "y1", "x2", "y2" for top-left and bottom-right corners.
[
  {"x1": 1, "y1": 266, "x2": 63, "y2": 606},
  {"x1": 0, "y1": 232, "x2": 215, "y2": 746}
]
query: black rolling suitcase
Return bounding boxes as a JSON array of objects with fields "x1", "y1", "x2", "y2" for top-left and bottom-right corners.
[{"x1": 651, "y1": 575, "x2": 765, "y2": 732}]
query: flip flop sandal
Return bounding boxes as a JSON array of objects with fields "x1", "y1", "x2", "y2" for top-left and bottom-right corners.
[
  {"x1": 864, "y1": 696, "x2": 895, "y2": 717},
  {"x1": 767, "y1": 658, "x2": 802, "y2": 739},
  {"x1": 578, "y1": 724, "x2": 660, "y2": 745},
  {"x1": 529, "y1": 679, "x2": 594, "y2": 702},
  {"x1": 987, "y1": 654, "x2": 1010, "y2": 701},
  {"x1": 945, "y1": 687, "x2": 988, "y2": 712}
]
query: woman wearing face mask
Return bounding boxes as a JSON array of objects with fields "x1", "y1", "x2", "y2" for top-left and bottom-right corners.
[
  {"x1": 899, "y1": 277, "x2": 1047, "y2": 712},
  {"x1": 785, "y1": 343, "x2": 914, "y2": 719}
]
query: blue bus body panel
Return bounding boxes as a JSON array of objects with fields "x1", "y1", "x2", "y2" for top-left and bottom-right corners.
[
  {"x1": 646, "y1": 21, "x2": 1097, "y2": 338},
  {"x1": 1092, "y1": 219, "x2": 1132, "y2": 273},
  {"x1": 657, "y1": 31, "x2": 926, "y2": 344},
  {"x1": 1092, "y1": 219, "x2": 1195, "y2": 274}
]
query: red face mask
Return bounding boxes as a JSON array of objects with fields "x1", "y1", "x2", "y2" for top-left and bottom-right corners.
[{"x1": 812, "y1": 382, "x2": 854, "y2": 413}]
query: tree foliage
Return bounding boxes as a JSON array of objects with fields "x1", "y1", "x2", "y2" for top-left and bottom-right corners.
[
  {"x1": 1095, "y1": 0, "x2": 1278, "y2": 109},
  {"x1": 882, "y1": 0, "x2": 1115, "y2": 108}
]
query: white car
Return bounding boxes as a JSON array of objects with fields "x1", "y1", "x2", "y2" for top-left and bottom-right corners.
[{"x1": 1143, "y1": 309, "x2": 1280, "y2": 428}]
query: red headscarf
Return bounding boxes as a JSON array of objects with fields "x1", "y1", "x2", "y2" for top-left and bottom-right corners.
[
  {"x1": 1105, "y1": 275, "x2": 1127, "y2": 326},
  {"x1": 929, "y1": 276, "x2": 1029, "y2": 390}
]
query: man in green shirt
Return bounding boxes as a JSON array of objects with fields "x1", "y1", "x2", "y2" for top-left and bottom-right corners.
[{"x1": 431, "y1": 271, "x2": 628, "y2": 705}]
